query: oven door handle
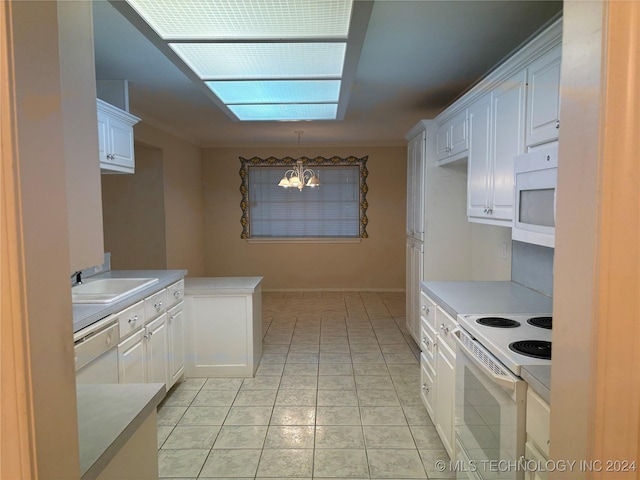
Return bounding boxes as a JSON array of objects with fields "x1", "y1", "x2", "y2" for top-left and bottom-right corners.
[{"x1": 452, "y1": 327, "x2": 520, "y2": 391}]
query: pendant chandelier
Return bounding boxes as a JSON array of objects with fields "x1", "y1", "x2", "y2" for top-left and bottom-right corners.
[{"x1": 277, "y1": 131, "x2": 320, "y2": 191}]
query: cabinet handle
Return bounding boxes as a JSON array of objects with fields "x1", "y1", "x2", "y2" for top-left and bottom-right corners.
[
  {"x1": 148, "y1": 330, "x2": 154, "y2": 337},
  {"x1": 154, "y1": 301, "x2": 162, "y2": 309},
  {"x1": 555, "y1": 120, "x2": 560, "y2": 129},
  {"x1": 105, "y1": 333, "x2": 113, "y2": 346},
  {"x1": 128, "y1": 315, "x2": 138, "y2": 324},
  {"x1": 422, "y1": 383, "x2": 430, "y2": 393},
  {"x1": 440, "y1": 323, "x2": 450, "y2": 334},
  {"x1": 422, "y1": 336, "x2": 430, "y2": 348},
  {"x1": 173, "y1": 290, "x2": 181, "y2": 297}
]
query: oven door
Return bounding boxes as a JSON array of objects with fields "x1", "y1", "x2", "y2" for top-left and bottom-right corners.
[{"x1": 453, "y1": 328, "x2": 527, "y2": 480}]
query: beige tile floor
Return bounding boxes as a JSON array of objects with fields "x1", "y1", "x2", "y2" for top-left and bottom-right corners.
[{"x1": 157, "y1": 291, "x2": 453, "y2": 479}]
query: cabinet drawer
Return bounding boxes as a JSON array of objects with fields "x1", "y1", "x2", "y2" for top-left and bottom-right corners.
[
  {"x1": 115, "y1": 300, "x2": 145, "y2": 339},
  {"x1": 419, "y1": 291, "x2": 437, "y2": 327},
  {"x1": 526, "y1": 389, "x2": 550, "y2": 456},
  {"x1": 145, "y1": 288, "x2": 167, "y2": 320},
  {"x1": 436, "y1": 306, "x2": 458, "y2": 351},
  {"x1": 166, "y1": 279, "x2": 184, "y2": 308},
  {"x1": 419, "y1": 318, "x2": 436, "y2": 366}
]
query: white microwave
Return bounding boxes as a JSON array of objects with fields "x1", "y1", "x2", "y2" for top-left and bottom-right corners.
[{"x1": 512, "y1": 145, "x2": 558, "y2": 248}]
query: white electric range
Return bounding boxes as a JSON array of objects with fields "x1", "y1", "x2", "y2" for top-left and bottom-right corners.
[{"x1": 452, "y1": 313, "x2": 552, "y2": 480}]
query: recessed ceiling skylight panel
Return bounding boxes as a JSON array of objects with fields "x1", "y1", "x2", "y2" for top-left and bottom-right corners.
[
  {"x1": 124, "y1": 0, "x2": 355, "y2": 121},
  {"x1": 125, "y1": 0, "x2": 353, "y2": 40},
  {"x1": 169, "y1": 42, "x2": 347, "y2": 80}
]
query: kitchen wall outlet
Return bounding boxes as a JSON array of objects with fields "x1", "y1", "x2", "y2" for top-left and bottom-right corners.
[{"x1": 501, "y1": 242, "x2": 508, "y2": 260}]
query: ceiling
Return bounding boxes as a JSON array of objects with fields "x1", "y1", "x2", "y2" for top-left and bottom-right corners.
[{"x1": 92, "y1": 0, "x2": 562, "y2": 148}]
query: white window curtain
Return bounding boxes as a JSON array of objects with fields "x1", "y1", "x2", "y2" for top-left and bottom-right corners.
[{"x1": 248, "y1": 165, "x2": 360, "y2": 238}]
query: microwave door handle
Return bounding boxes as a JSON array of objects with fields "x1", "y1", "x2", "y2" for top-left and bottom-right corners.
[{"x1": 452, "y1": 328, "x2": 518, "y2": 391}]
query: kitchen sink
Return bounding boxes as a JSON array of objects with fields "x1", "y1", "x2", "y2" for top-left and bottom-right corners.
[{"x1": 72, "y1": 277, "x2": 159, "y2": 304}]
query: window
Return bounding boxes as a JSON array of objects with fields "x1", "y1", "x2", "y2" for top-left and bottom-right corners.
[{"x1": 239, "y1": 156, "x2": 368, "y2": 239}]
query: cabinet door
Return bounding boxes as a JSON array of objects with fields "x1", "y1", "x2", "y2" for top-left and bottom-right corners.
[
  {"x1": 435, "y1": 339, "x2": 456, "y2": 458},
  {"x1": 420, "y1": 353, "x2": 436, "y2": 423},
  {"x1": 107, "y1": 115, "x2": 136, "y2": 172},
  {"x1": 117, "y1": 329, "x2": 146, "y2": 384},
  {"x1": 167, "y1": 304, "x2": 185, "y2": 388},
  {"x1": 467, "y1": 93, "x2": 492, "y2": 218},
  {"x1": 435, "y1": 122, "x2": 450, "y2": 161},
  {"x1": 448, "y1": 109, "x2": 468, "y2": 157},
  {"x1": 97, "y1": 108, "x2": 109, "y2": 165},
  {"x1": 491, "y1": 69, "x2": 526, "y2": 221},
  {"x1": 145, "y1": 314, "x2": 168, "y2": 386},
  {"x1": 407, "y1": 130, "x2": 425, "y2": 240},
  {"x1": 405, "y1": 241, "x2": 424, "y2": 343},
  {"x1": 526, "y1": 45, "x2": 562, "y2": 147}
]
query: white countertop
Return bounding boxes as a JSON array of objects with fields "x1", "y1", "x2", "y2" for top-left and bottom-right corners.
[
  {"x1": 73, "y1": 269, "x2": 187, "y2": 333},
  {"x1": 184, "y1": 276, "x2": 263, "y2": 295},
  {"x1": 77, "y1": 383, "x2": 165, "y2": 480},
  {"x1": 421, "y1": 281, "x2": 553, "y2": 318}
]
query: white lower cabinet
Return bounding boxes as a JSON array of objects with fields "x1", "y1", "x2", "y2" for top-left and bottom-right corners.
[
  {"x1": 435, "y1": 337, "x2": 455, "y2": 456},
  {"x1": 117, "y1": 329, "x2": 146, "y2": 384},
  {"x1": 525, "y1": 389, "x2": 551, "y2": 480},
  {"x1": 406, "y1": 239, "x2": 424, "y2": 343},
  {"x1": 117, "y1": 313, "x2": 169, "y2": 386},
  {"x1": 184, "y1": 277, "x2": 263, "y2": 377},
  {"x1": 420, "y1": 353, "x2": 435, "y2": 421},
  {"x1": 145, "y1": 313, "x2": 169, "y2": 385},
  {"x1": 113, "y1": 278, "x2": 185, "y2": 391},
  {"x1": 419, "y1": 284, "x2": 457, "y2": 460},
  {"x1": 167, "y1": 302, "x2": 185, "y2": 388}
]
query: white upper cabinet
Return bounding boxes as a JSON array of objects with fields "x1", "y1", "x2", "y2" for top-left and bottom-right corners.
[
  {"x1": 467, "y1": 70, "x2": 526, "y2": 225},
  {"x1": 434, "y1": 18, "x2": 561, "y2": 228},
  {"x1": 97, "y1": 99, "x2": 140, "y2": 174},
  {"x1": 491, "y1": 69, "x2": 527, "y2": 222},
  {"x1": 467, "y1": 93, "x2": 492, "y2": 218},
  {"x1": 525, "y1": 45, "x2": 562, "y2": 148},
  {"x1": 406, "y1": 127, "x2": 426, "y2": 240},
  {"x1": 436, "y1": 109, "x2": 468, "y2": 163}
]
